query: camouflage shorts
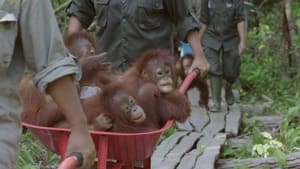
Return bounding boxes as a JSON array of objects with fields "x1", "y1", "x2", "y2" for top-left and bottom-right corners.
[{"x1": 204, "y1": 46, "x2": 240, "y2": 83}]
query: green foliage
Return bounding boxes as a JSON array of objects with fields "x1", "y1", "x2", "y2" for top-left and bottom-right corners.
[
  {"x1": 17, "y1": 132, "x2": 59, "y2": 169},
  {"x1": 159, "y1": 127, "x2": 177, "y2": 144},
  {"x1": 246, "y1": 3, "x2": 283, "y2": 55},
  {"x1": 278, "y1": 103, "x2": 300, "y2": 152},
  {"x1": 197, "y1": 143, "x2": 206, "y2": 153},
  {"x1": 251, "y1": 131, "x2": 286, "y2": 166},
  {"x1": 240, "y1": 113, "x2": 260, "y2": 136},
  {"x1": 51, "y1": 0, "x2": 70, "y2": 32},
  {"x1": 239, "y1": 47, "x2": 299, "y2": 114},
  {"x1": 272, "y1": 149, "x2": 287, "y2": 167},
  {"x1": 292, "y1": 3, "x2": 300, "y2": 48},
  {"x1": 220, "y1": 113, "x2": 256, "y2": 159},
  {"x1": 233, "y1": 165, "x2": 249, "y2": 169},
  {"x1": 221, "y1": 143, "x2": 252, "y2": 159},
  {"x1": 221, "y1": 105, "x2": 300, "y2": 164},
  {"x1": 240, "y1": 1, "x2": 300, "y2": 111},
  {"x1": 23, "y1": 165, "x2": 38, "y2": 169}
]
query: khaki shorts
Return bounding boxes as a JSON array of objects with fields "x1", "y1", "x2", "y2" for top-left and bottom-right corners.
[{"x1": 0, "y1": 108, "x2": 22, "y2": 169}]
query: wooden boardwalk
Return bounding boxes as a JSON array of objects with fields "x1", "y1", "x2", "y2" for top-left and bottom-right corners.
[{"x1": 151, "y1": 87, "x2": 242, "y2": 169}]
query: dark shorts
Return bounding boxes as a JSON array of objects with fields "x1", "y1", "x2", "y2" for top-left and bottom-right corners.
[{"x1": 204, "y1": 47, "x2": 240, "y2": 83}]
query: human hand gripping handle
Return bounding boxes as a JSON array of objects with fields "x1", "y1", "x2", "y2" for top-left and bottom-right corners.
[
  {"x1": 186, "y1": 29, "x2": 210, "y2": 79},
  {"x1": 57, "y1": 124, "x2": 96, "y2": 169},
  {"x1": 63, "y1": 124, "x2": 96, "y2": 169},
  {"x1": 46, "y1": 76, "x2": 96, "y2": 169},
  {"x1": 58, "y1": 152, "x2": 83, "y2": 169},
  {"x1": 180, "y1": 41, "x2": 209, "y2": 79},
  {"x1": 189, "y1": 56, "x2": 209, "y2": 79},
  {"x1": 179, "y1": 68, "x2": 200, "y2": 94}
]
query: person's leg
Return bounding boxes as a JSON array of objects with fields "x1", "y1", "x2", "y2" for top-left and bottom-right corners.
[
  {"x1": 222, "y1": 48, "x2": 241, "y2": 105},
  {"x1": 224, "y1": 80, "x2": 234, "y2": 105},
  {"x1": 209, "y1": 75, "x2": 222, "y2": 111},
  {"x1": 205, "y1": 47, "x2": 223, "y2": 112},
  {"x1": 0, "y1": 108, "x2": 22, "y2": 169}
]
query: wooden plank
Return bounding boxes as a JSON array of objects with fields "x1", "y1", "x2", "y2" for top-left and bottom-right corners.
[
  {"x1": 175, "y1": 119, "x2": 193, "y2": 131},
  {"x1": 233, "y1": 89, "x2": 240, "y2": 102},
  {"x1": 201, "y1": 112, "x2": 226, "y2": 137},
  {"x1": 151, "y1": 84, "x2": 241, "y2": 169},
  {"x1": 197, "y1": 148, "x2": 219, "y2": 169},
  {"x1": 152, "y1": 131, "x2": 188, "y2": 163},
  {"x1": 177, "y1": 149, "x2": 203, "y2": 169},
  {"x1": 166, "y1": 132, "x2": 201, "y2": 158},
  {"x1": 152, "y1": 132, "x2": 201, "y2": 169},
  {"x1": 153, "y1": 160, "x2": 178, "y2": 169},
  {"x1": 158, "y1": 132, "x2": 201, "y2": 168},
  {"x1": 246, "y1": 115, "x2": 283, "y2": 129},
  {"x1": 194, "y1": 146, "x2": 221, "y2": 169},
  {"x1": 189, "y1": 106, "x2": 210, "y2": 132},
  {"x1": 176, "y1": 105, "x2": 208, "y2": 131},
  {"x1": 177, "y1": 87, "x2": 209, "y2": 131},
  {"x1": 187, "y1": 87, "x2": 201, "y2": 106},
  {"x1": 227, "y1": 136, "x2": 251, "y2": 147},
  {"x1": 225, "y1": 104, "x2": 241, "y2": 137},
  {"x1": 195, "y1": 134, "x2": 227, "y2": 169},
  {"x1": 199, "y1": 133, "x2": 227, "y2": 147}
]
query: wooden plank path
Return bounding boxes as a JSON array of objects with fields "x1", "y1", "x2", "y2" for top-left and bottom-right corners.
[{"x1": 151, "y1": 87, "x2": 242, "y2": 169}]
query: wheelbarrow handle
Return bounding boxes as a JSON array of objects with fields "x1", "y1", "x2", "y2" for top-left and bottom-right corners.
[
  {"x1": 178, "y1": 68, "x2": 200, "y2": 94},
  {"x1": 58, "y1": 152, "x2": 83, "y2": 169}
]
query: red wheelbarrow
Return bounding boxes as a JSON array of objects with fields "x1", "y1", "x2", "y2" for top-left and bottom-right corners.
[{"x1": 22, "y1": 69, "x2": 199, "y2": 169}]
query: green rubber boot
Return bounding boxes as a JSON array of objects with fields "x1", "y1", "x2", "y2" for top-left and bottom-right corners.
[
  {"x1": 210, "y1": 76, "x2": 222, "y2": 112},
  {"x1": 225, "y1": 82, "x2": 234, "y2": 105}
]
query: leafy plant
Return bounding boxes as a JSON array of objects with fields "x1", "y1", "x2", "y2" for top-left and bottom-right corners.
[
  {"x1": 233, "y1": 164, "x2": 249, "y2": 169},
  {"x1": 220, "y1": 144, "x2": 252, "y2": 159},
  {"x1": 17, "y1": 132, "x2": 59, "y2": 169},
  {"x1": 252, "y1": 131, "x2": 286, "y2": 167},
  {"x1": 278, "y1": 103, "x2": 300, "y2": 152},
  {"x1": 197, "y1": 143, "x2": 206, "y2": 153},
  {"x1": 220, "y1": 113, "x2": 257, "y2": 159},
  {"x1": 158, "y1": 127, "x2": 177, "y2": 144}
]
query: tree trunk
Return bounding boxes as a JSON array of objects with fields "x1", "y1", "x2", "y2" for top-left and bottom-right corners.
[{"x1": 284, "y1": 0, "x2": 300, "y2": 67}]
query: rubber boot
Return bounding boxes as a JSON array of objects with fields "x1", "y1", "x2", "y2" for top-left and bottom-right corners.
[
  {"x1": 210, "y1": 76, "x2": 222, "y2": 112},
  {"x1": 225, "y1": 82, "x2": 234, "y2": 105}
]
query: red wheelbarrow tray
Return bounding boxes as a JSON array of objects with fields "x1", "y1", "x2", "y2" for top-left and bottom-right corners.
[
  {"x1": 22, "y1": 120, "x2": 173, "y2": 169},
  {"x1": 21, "y1": 69, "x2": 199, "y2": 169}
]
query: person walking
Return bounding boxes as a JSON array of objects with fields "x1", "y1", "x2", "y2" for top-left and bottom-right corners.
[
  {"x1": 0, "y1": 1, "x2": 97, "y2": 168},
  {"x1": 66, "y1": 0, "x2": 209, "y2": 78},
  {"x1": 199, "y1": 0, "x2": 247, "y2": 111}
]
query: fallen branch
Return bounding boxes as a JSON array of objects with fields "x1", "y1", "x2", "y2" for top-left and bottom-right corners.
[{"x1": 216, "y1": 151, "x2": 300, "y2": 169}]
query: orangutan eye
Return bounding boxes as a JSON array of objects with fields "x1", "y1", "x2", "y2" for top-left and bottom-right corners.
[
  {"x1": 165, "y1": 69, "x2": 170, "y2": 75},
  {"x1": 156, "y1": 69, "x2": 163, "y2": 77},
  {"x1": 129, "y1": 96, "x2": 135, "y2": 105},
  {"x1": 122, "y1": 105, "x2": 130, "y2": 113},
  {"x1": 90, "y1": 49, "x2": 95, "y2": 55}
]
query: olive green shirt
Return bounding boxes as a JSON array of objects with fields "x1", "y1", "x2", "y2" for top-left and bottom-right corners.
[
  {"x1": 67, "y1": 0, "x2": 200, "y2": 69},
  {"x1": 200, "y1": 0, "x2": 245, "y2": 51},
  {"x1": 0, "y1": 0, "x2": 81, "y2": 115}
]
